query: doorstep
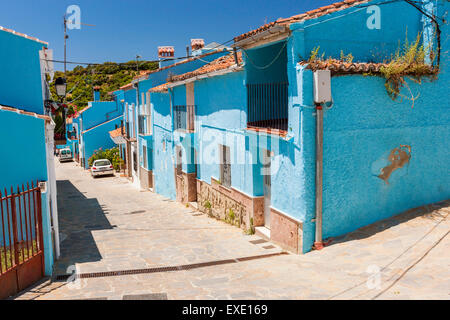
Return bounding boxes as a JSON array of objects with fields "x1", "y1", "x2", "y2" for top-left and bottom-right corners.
[
  {"x1": 255, "y1": 226, "x2": 270, "y2": 241},
  {"x1": 188, "y1": 201, "x2": 198, "y2": 211}
]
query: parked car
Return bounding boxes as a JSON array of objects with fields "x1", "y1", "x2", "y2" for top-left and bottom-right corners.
[
  {"x1": 91, "y1": 159, "x2": 114, "y2": 178},
  {"x1": 59, "y1": 148, "x2": 72, "y2": 162}
]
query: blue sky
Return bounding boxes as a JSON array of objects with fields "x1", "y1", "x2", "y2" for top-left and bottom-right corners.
[{"x1": 1, "y1": 0, "x2": 336, "y2": 70}]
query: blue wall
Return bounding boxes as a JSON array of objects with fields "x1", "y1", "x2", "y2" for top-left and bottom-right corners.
[
  {"x1": 0, "y1": 30, "x2": 46, "y2": 114},
  {"x1": 0, "y1": 111, "x2": 48, "y2": 192},
  {"x1": 290, "y1": 0, "x2": 425, "y2": 63},
  {"x1": 81, "y1": 101, "x2": 123, "y2": 131},
  {"x1": 82, "y1": 116, "x2": 123, "y2": 168},
  {"x1": 151, "y1": 92, "x2": 176, "y2": 199}
]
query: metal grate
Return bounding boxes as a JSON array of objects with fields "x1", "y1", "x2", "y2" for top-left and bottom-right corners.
[
  {"x1": 247, "y1": 82, "x2": 288, "y2": 131},
  {"x1": 54, "y1": 251, "x2": 288, "y2": 281}
]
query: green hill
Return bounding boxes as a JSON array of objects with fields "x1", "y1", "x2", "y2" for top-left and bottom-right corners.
[{"x1": 50, "y1": 60, "x2": 159, "y2": 115}]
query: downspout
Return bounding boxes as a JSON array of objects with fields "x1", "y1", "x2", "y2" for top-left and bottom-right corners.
[
  {"x1": 312, "y1": 69, "x2": 331, "y2": 251},
  {"x1": 314, "y1": 103, "x2": 324, "y2": 250}
]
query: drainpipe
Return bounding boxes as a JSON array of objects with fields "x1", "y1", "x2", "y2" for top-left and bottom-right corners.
[
  {"x1": 313, "y1": 69, "x2": 331, "y2": 251},
  {"x1": 314, "y1": 103, "x2": 324, "y2": 250}
]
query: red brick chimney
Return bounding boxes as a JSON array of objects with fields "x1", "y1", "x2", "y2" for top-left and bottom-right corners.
[
  {"x1": 158, "y1": 46, "x2": 175, "y2": 59},
  {"x1": 191, "y1": 39, "x2": 205, "y2": 51}
]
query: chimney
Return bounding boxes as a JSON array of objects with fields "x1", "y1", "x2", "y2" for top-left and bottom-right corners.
[
  {"x1": 93, "y1": 86, "x2": 101, "y2": 102},
  {"x1": 191, "y1": 39, "x2": 205, "y2": 52},
  {"x1": 158, "y1": 46, "x2": 175, "y2": 59},
  {"x1": 158, "y1": 46, "x2": 175, "y2": 68}
]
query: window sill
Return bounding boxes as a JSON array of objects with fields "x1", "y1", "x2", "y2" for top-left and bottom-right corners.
[{"x1": 246, "y1": 126, "x2": 288, "y2": 137}]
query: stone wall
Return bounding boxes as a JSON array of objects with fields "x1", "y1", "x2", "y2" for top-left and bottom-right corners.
[
  {"x1": 139, "y1": 166, "x2": 153, "y2": 190},
  {"x1": 175, "y1": 171, "x2": 197, "y2": 204},
  {"x1": 197, "y1": 178, "x2": 264, "y2": 232},
  {"x1": 270, "y1": 208, "x2": 303, "y2": 254}
]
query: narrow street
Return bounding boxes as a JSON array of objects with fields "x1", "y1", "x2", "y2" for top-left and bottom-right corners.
[{"x1": 16, "y1": 160, "x2": 450, "y2": 300}]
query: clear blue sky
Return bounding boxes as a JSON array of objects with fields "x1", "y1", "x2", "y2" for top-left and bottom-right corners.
[{"x1": 1, "y1": 0, "x2": 336, "y2": 70}]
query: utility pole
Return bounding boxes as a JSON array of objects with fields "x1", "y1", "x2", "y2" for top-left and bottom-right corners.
[
  {"x1": 62, "y1": 15, "x2": 68, "y2": 139},
  {"x1": 64, "y1": 16, "x2": 68, "y2": 74},
  {"x1": 136, "y1": 54, "x2": 142, "y2": 74}
]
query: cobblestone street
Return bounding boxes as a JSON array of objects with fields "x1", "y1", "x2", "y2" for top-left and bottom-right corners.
[{"x1": 15, "y1": 160, "x2": 450, "y2": 300}]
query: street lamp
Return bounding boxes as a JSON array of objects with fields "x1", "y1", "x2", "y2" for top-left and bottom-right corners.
[
  {"x1": 55, "y1": 77, "x2": 67, "y2": 98},
  {"x1": 54, "y1": 77, "x2": 67, "y2": 141}
]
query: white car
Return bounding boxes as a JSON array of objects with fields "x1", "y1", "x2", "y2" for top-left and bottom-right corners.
[
  {"x1": 59, "y1": 148, "x2": 72, "y2": 162},
  {"x1": 91, "y1": 159, "x2": 115, "y2": 178}
]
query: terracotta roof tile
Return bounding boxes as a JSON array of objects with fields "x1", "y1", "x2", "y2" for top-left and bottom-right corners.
[
  {"x1": 0, "y1": 105, "x2": 51, "y2": 122},
  {"x1": 149, "y1": 83, "x2": 169, "y2": 93},
  {"x1": 169, "y1": 52, "x2": 243, "y2": 83},
  {"x1": 120, "y1": 82, "x2": 134, "y2": 90},
  {"x1": 109, "y1": 126, "x2": 125, "y2": 138},
  {"x1": 0, "y1": 26, "x2": 48, "y2": 45},
  {"x1": 234, "y1": 0, "x2": 370, "y2": 42},
  {"x1": 300, "y1": 59, "x2": 437, "y2": 75},
  {"x1": 137, "y1": 49, "x2": 228, "y2": 80}
]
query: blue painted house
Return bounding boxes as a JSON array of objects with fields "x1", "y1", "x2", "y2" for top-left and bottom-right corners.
[
  {"x1": 111, "y1": 43, "x2": 231, "y2": 190},
  {"x1": 76, "y1": 87, "x2": 124, "y2": 169},
  {"x1": 145, "y1": 0, "x2": 449, "y2": 254},
  {"x1": 0, "y1": 26, "x2": 59, "y2": 281}
]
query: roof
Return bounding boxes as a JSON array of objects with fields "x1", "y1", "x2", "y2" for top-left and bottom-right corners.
[
  {"x1": 149, "y1": 83, "x2": 169, "y2": 93},
  {"x1": 137, "y1": 49, "x2": 228, "y2": 79},
  {"x1": 120, "y1": 82, "x2": 134, "y2": 91},
  {"x1": 169, "y1": 52, "x2": 243, "y2": 82},
  {"x1": 77, "y1": 105, "x2": 92, "y2": 115},
  {"x1": 109, "y1": 126, "x2": 125, "y2": 138},
  {"x1": 301, "y1": 59, "x2": 437, "y2": 75},
  {"x1": 82, "y1": 115, "x2": 123, "y2": 134},
  {"x1": 0, "y1": 105, "x2": 51, "y2": 122},
  {"x1": 0, "y1": 26, "x2": 48, "y2": 45},
  {"x1": 234, "y1": 0, "x2": 370, "y2": 43}
]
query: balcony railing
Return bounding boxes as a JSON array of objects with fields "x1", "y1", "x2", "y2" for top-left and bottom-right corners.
[
  {"x1": 247, "y1": 82, "x2": 288, "y2": 132},
  {"x1": 174, "y1": 105, "x2": 195, "y2": 132}
]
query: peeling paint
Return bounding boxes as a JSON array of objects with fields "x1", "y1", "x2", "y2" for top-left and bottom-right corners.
[{"x1": 378, "y1": 145, "x2": 412, "y2": 184}]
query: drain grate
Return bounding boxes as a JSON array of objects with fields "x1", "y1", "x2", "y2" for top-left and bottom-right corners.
[
  {"x1": 126, "y1": 210, "x2": 146, "y2": 215},
  {"x1": 191, "y1": 213, "x2": 204, "y2": 217},
  {"x1": 54, "y1": 252, "x2": 288, "y2": 281},
  {"x1": 263, "y1": 245, "x2": 276, "y2": 250},
  {"x1": 122, "y1": 293, "x2": 168, "y2": 300},
  {"x1": 249, "y1": 239, "x2": 267, "y2": 245}
]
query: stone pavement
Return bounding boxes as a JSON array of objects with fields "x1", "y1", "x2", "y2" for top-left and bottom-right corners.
[{"x1": 14, "y1": 160, "x2": 450, "y2": 300}]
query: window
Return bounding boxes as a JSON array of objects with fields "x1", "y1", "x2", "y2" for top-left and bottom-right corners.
[
  {"x1": 138, "y1": 92, "x2": 152, "y2": 135},
  {"x1": 176, "y1": 146, "x2": 182, "y2": 176},
  {"x1": 174, "y1": 105, "x2": 195, "y2": 132},
  {"x1": 219, "y1": 144, "x2": 231, "y2": 188},
  {"x1": 247, "y1": 82, "x2": 288, "y2": 131},
  {"x1": 143, "y1": 145, "x2": 148, "y2": 169}
]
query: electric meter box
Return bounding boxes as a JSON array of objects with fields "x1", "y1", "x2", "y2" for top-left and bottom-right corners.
[{"x1": 313, "y1": 70, "x2": 332, "y2": 104}]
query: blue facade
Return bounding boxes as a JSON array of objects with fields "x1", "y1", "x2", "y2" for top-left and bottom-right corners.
[
  {"x1": 78, "y1": 98, "x2": 124, "y2": 168},
  {"x1": 0, "y1": 29, "x2": 47, "y2": 114},
  {"x1": 0, "y1": 28, "x2": 55, "y2": 274},
  {"x1": 144, "y1": 0, "x2": 449, "y2": 254}
]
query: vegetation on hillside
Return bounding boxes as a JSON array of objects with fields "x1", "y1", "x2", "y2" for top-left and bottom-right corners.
[{"x1": 49, "y1": 60, "x2": 159, "y2": 116}]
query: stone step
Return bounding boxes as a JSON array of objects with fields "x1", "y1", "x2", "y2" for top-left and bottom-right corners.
[
  {"x1": 188, "y1": 201, "x2": 198, "y2": 211},
  {"x1": 255, "y1": 226, "x2": 270, "y2": 241}
]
